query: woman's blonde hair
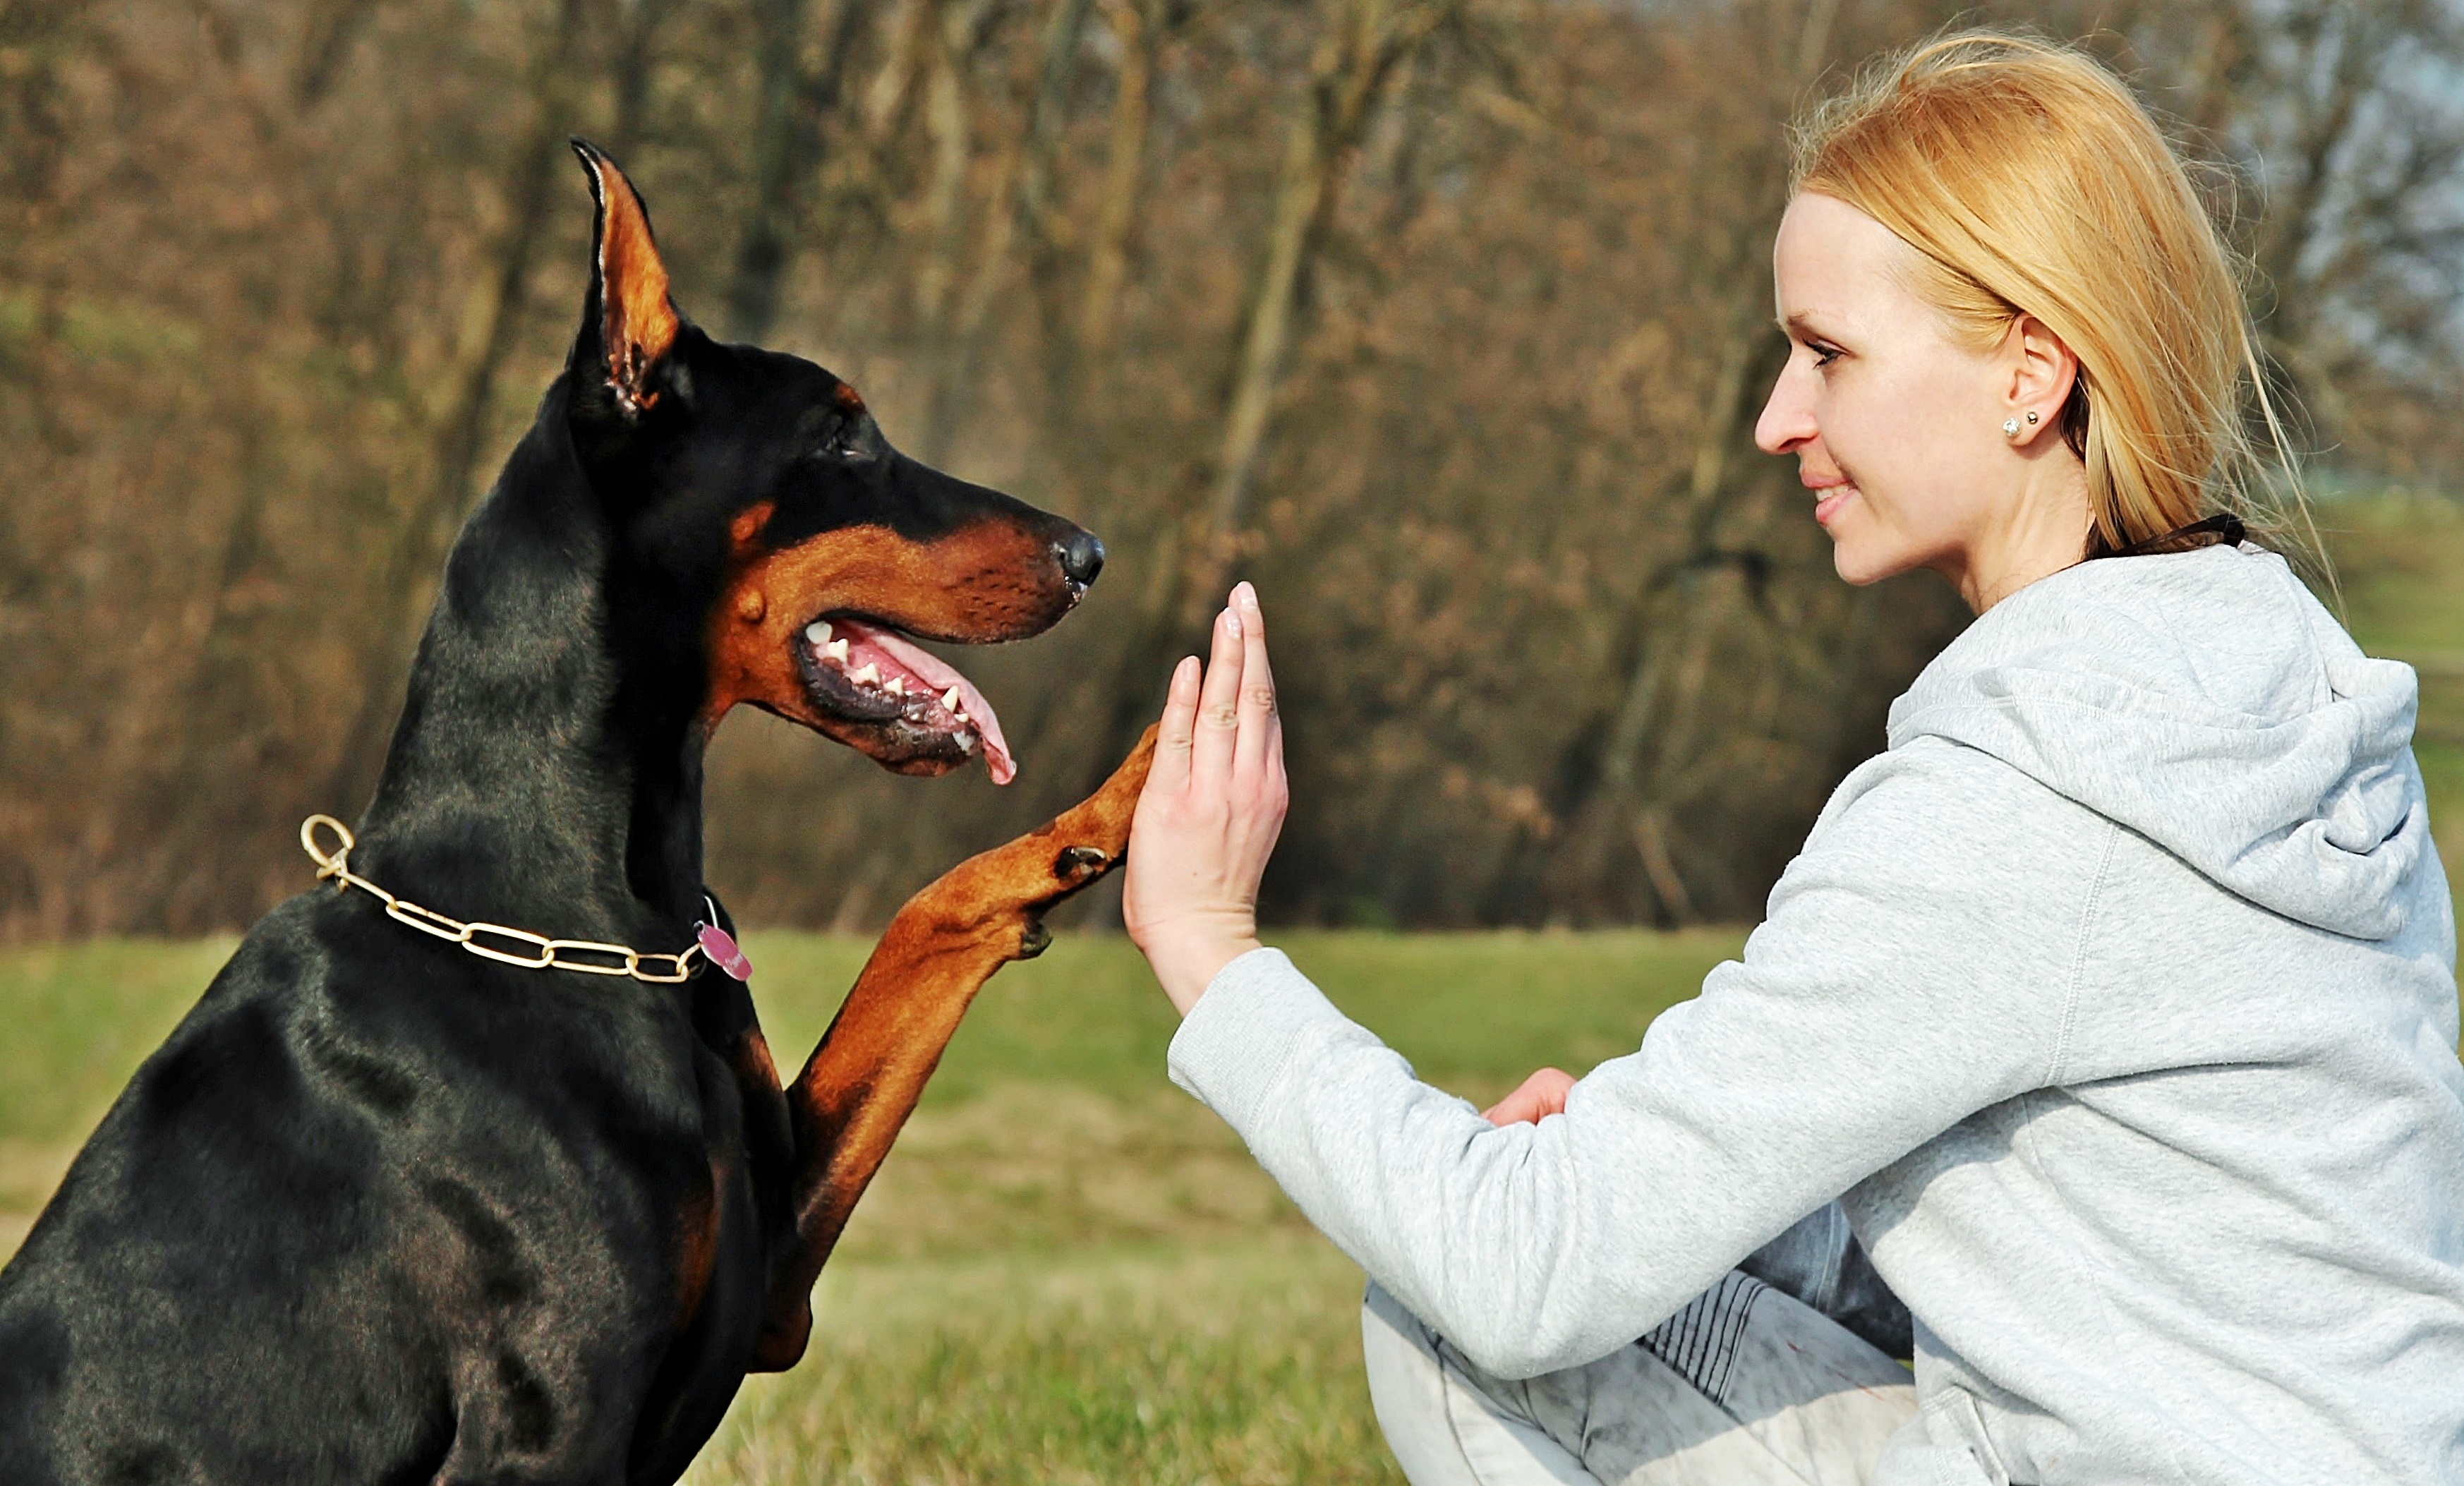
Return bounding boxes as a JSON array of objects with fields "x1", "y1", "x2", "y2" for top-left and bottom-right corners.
[{"x1": 1791, "y1": 30, "x2": 2322, "y2": 573}]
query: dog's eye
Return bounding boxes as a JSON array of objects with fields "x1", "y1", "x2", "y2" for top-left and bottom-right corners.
[{"x1": 823, "y1": 427, "x2": 871, "y2": 461}]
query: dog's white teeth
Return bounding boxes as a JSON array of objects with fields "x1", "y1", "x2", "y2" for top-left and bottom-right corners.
[
  {"x1": 852, "y1": 663, "x2": 881, "y2": 685},
  {"x1": 825, "y1": 639, "x2": 850, "y2": 663},
  {"x1": 804, "y1": 620, "x2": 833, "y2": 645},
  {"x1": 885, "y1": 676, "x2": 906, "y2": 696},
  {"x1": 943, "y1": 687, "x2": 964, "y2": 713}
]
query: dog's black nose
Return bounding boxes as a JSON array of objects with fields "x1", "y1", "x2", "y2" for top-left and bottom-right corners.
[{"x1": 1054, "y1": 530, "x2": 1105, "y2": 588}]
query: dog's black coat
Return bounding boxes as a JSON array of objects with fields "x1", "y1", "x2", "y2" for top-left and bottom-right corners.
[{"x1": 0, "y1": 145, "x2": 1099, "y2": 1485}]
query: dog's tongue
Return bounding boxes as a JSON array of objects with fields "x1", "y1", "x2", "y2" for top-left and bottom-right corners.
[{"x1": 858, "y1": 627, "x2": 1016, "y2": 785}]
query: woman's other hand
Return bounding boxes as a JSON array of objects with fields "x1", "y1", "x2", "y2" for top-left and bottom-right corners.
[
  {"x1": 1124, "y1": 582, "x2": 1289, "y2": 1015},
  {"x1": 1482, "y1": 1067, "x2": 1576, "y2": 1127}
]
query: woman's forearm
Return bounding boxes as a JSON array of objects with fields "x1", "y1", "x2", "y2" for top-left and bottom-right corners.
[{"x1": 1165, "y1": 747, "x2": 2094, "y2": 1377}]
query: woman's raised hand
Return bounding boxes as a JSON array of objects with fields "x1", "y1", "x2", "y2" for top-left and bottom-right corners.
[{"x1": 1123, "y1": 583, "x2": 1290, "y2": 1015}]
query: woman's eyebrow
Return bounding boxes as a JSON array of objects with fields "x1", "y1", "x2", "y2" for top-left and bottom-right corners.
[{"x1": 1780, "y1": 311, "x2": 1833, "y2": 340}]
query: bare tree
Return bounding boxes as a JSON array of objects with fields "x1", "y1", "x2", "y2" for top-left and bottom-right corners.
[
  {"x1": 7, "y1": 0, "x2": 2458, "y2": 936},
  {"x1": 322, "y1": 0, "x2": 594, "y2": 818},
  {"x1": 724, "y1": 0, "x2": 875, "y2": 343}
]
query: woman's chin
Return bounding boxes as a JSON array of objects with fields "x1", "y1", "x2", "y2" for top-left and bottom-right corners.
[
  {"x1": 1827, "y1": 533, "x2": 1919, "y2": 588},
  {"x1": 1827, "y1": 533, "x2": 1880, "y2": 586}
]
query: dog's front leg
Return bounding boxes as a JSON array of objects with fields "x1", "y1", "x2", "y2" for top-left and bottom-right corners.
[{"x1": 752, "y1": 727, "x2": 1157, "y2": 1370}]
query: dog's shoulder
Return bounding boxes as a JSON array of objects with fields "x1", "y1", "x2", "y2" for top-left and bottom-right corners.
[{"x1": 32, "y1": 891, "x2": 719, "y2": 1261}]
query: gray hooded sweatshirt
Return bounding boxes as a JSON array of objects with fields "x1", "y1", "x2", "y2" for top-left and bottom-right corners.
[{"x1": 1166, "y1": 544, "x2": 2463, "y2": 1485}]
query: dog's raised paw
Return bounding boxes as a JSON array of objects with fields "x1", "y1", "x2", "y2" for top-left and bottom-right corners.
[
  {"x1": 1053, "y1": 845, "x2": 1109, "y2": 882},
  {"x1": 1017, "y1": 919, "x2": 1053, "y2": 959}
]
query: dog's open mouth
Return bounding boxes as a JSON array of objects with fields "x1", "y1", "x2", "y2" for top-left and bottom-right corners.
[{"x1": 795, "y1": 617, "x2": 1016, "y2": 784}]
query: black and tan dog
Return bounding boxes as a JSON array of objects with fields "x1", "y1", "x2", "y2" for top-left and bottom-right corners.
[{"x1": 0, "y1": 143, "x2": 1155, "y2": 1485}]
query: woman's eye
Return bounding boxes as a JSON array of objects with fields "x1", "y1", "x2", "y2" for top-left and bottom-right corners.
[{"x1": 1810, "y1": 342, "x2": 1843, "y2": 368}]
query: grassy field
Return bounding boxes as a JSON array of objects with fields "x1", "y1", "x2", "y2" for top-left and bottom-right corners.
[
  {"x1": 0, "y1": 498, "x2": 2456, "y2": 1482},
  {"x1": 0, "y1": 929, "x2": 1739, "y2": 1483},
  {"x1": 2327, "y1": 495, "x2": 2464, "y2": 903}
]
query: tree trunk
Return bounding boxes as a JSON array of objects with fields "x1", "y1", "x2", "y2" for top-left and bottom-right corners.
[
  {"x1": 321, "y1": 0, "x2": 590, "y2": 817},
  {"x1": 1204, "y1": 0, "x2": 1440, "y2": 552},
  {"x1": 914, "y1": 0, "x2": 1097, "y2": 461},
  {"x1": 607, "y1": 0, "x2": 675, "y2": 162},
  {"x1": 290, "y1": 0, "x2": 384, "y2": 106},
  {"x1": 1079, "y1": 0, "x2": 1455, "y2": 795},
  {"x1": 1075, "y1": 0, "x2": 1155, "y2": 358},
  {"x1": 910, "y1": 0, "x2": 979, "y2": 337},
  {"x1": 1526, "y1": 0, "x2": 1839, "y2": 919},
  {"x1": 724, "y1": 0, "x2": 873, "y2": 344},
  {"x1": 2251, "y1": 6, "x2": 2375, "y2": 356}
]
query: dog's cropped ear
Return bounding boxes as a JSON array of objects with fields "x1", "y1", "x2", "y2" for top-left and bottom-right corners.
[{"x1": 570, "y1": 138, "x2": 682, "y2": 421}]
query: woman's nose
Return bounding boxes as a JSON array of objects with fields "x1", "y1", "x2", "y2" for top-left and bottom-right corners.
[{"x1": 1753, "y1": 368, "x2": 1815, "y2": 456}]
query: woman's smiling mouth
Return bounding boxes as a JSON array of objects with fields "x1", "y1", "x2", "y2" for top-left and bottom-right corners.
[{"x1": 1804, "y1": 472, "x2": 1856, "y2": 526}]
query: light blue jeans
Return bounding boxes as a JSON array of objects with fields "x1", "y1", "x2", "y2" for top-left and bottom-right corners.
[{"x1": 1362, "y1": 1207, "x2": 1918, "y2": 1485}]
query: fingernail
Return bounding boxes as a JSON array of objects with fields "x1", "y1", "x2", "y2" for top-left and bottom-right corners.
[
  {"x1": 1223, "y1": 605, "x2": 1242, "y2": 638},
  {"x1": 1236, "y1": 581, "x2": 1258, "y2": 610}
]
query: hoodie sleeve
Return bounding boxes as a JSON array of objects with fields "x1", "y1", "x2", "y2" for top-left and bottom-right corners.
[{"x1": 1166, "y1": 736, "x2": 2117, "y2": 1378}]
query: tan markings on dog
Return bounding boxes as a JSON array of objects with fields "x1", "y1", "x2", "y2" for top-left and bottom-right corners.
[
  {"x1": 730, "y1": 502, "x2": 774, "y2": 548},
  {"x1": 675, "y1": 1167, "x2": 720, "y2": 1331},
  {"x1": 738, "y1": 1028, "x2": 781, "y2": 1092},
  {"x1": 751, "y1": 727, "x2": 1157, "y2": 1370},
  {"x1": 579, "y1": 150, "x2": 679, "y2": 413},
  {"x1": 702, "y1": 519, "x2": 1060, "y2": 727},
  {"x1": 833, "y1": 384, "x2": 866, "y2": 413}
]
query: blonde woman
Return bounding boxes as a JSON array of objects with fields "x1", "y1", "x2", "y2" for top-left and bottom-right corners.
[{"x1": 1121, "y1": 32, "x2": 2463, "y2": 1486}]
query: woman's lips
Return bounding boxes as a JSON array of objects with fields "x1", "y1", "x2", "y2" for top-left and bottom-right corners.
[{"x1": 1813, "y1": 484, "x2": 1854, "y2": 526}]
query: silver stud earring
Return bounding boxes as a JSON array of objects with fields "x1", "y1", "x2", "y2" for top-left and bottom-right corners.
[
  {"x1": 2026, "y1": 410, "x2": 2040, "y2": 425},
  {"x1": 2002, "y1": 418, "x2": 2021, "y2": 437}
]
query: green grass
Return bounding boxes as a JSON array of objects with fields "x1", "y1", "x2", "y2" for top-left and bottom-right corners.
[
  {"x1": 2327, "y1": 495, "x2": 2464, "y2": 661},
  {"x1": 0, "y1": 936, "x2": 237, "y2": 1145},
  {"x1": 2324, "y1": 494, "x2": 2464, "y2": 904},
  {"x1": 670, "y1": 926, "x2": 1717, "y2": 1485},
  {"x1": 672, "y1": 929, "x2": 1732, "y2": 1116},
  {"x1": 0, "y1": 929, "x2": 1740, "y2": 1482},
  {"x1": 690, "y1": 1239, "x2": 1395, "y2": 1485},
  {"x1": 0, "y1": 937, "x2": 238, "y2": 1223}
]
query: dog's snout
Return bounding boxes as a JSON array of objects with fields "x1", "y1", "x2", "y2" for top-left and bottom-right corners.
[{"x1": 1053, "y1": 530, "x2": 1104, "y2": 590}]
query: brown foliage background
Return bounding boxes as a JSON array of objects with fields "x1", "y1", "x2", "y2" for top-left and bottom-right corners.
[{"x1": 3, "y1": 0, "x2": 2459, "y2": 936}]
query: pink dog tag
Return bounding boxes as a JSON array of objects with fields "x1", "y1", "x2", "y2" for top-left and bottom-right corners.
[{"x1": 698, "y1": 924, "x2": 753, "y2": 981}]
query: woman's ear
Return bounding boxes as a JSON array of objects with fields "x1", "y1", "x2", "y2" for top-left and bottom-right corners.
[
  {"x1": 569, "y1": 138, "x2": 682, "y2": 422},
  {"x1": 2005, "y1": 314, "x2": 2079, "y2": 449}
]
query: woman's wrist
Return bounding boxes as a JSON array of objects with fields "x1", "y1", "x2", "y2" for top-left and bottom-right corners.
[{"x1": 1138, "y1": 926, "x2": 1264, "y2": 1016}]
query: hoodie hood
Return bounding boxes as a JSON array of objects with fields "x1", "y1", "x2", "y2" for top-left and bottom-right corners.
[{"x1": 1888, "y1": 545, "x2": 2430, "y2": 940}]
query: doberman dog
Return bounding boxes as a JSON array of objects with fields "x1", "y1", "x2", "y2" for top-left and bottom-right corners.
[{"x1": 0, "y1": 142, "x2": 1156, "y2": 1485}]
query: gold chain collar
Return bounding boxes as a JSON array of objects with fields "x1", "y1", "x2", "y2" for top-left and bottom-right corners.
[{"x1": 299, "y1": 815, "x2": 704, "y2": 984}]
